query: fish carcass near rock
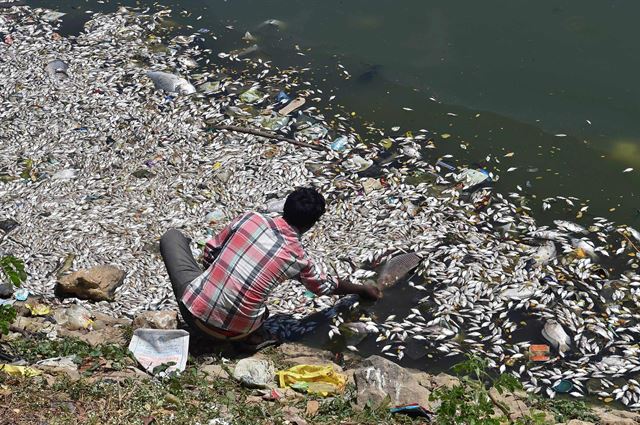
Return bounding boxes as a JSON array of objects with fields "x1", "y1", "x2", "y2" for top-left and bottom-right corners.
[{"x1": 1, "y1": 5, "x2": 640, "y2": 410}]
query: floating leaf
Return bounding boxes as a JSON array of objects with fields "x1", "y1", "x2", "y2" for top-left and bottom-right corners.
[
  {"x1": 623, "y1": 168, "x2": 634, "y2": 173},
  {"x1": 441, "y1": 133, "x2": 451, "y2": 139}
]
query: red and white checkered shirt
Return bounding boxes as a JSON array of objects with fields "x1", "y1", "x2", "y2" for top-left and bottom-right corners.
[{"x1": 181, "y1": 211, "x2": 339, "y2": 335}]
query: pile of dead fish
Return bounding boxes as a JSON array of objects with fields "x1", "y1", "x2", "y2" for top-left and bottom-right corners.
[{"x1": 2, "y1": 5, "x2": 640, "y2": 409}]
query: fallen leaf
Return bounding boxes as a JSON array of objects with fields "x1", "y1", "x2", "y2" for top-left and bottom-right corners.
[
  {"x1": 623, "y1": 168, "x2": 634, "y2": 173},
  {"x1": 143, "y1": 416, "x2": 156, "y2": 425},
  {"x1": 441, "y1": 133, "x2": 451, "y2": 139},
  {"x1": 306, "y1": 400, "x2": 320, "y2": 417}
]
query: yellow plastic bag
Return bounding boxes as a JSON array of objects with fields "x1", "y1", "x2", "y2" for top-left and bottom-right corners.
[
  {"x1": 25, "y1": 303, "x2": 51, "y2": 316},
  {"x1": 276, "y1": 364, "x2": 347, "y2": 397},
  {"x1": 0, "y1": 364, "x2": 41, "y2": 377}
]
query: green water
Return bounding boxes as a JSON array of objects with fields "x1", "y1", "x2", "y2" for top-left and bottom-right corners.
[{"x1": 32, "y1": 0, "x2": 640, "y2": 225}]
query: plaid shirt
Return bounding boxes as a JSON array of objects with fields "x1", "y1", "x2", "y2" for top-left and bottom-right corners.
[{"x1": 181, "y1": 211, "x2": 339, "y2": 335}]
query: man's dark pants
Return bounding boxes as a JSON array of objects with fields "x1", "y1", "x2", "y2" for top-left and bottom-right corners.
[{"x1": 159, "y1": 229, "x2": 209, "y2": 338}]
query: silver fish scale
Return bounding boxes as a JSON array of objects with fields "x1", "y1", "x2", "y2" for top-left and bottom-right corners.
[{"x1": 2, "y1": 5, "x2": 640, "y2": 407}]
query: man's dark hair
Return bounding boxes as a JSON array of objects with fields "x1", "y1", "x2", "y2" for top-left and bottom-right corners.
[{"x1": 283, "y1": 187, "x2": 326, "y2": 232}]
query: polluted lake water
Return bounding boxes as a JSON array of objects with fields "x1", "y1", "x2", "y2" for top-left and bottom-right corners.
[{"x1": 4, "y1": 0, "x2": 640, "y2": 412}]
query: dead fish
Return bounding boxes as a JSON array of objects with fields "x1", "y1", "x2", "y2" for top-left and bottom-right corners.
[
  {"x1": 542, "y1": 320, "x2": 571, "y2": 354},
  {"x1": 236, "y1": 44, "x2": 260, "y2": 58},
  {"x1": 532, "y1": 240, "x2": 556, "y2": 265},
  {"x1": 341, "y1": 322, "x2": 375, "y2": 346},
  {"x1": 46, "y1": 59, "x2": 69, "y2": 81},
  {"x1": 177, "y1": 56, "x2": 198, "y2": 68},
  {"x1": 145, "y1": 71, "x2": 196, "y2": 95},
  {"x1": 554, "y1": 220, "x2": 588, "y2": 235},
  {"x1": 377, "y1": 252, "x2": 421, "y2": 288},
  {"x1": 571, "y1": 238, "x2": 597, "y2": 260},
  {"x1": 258, "y1": 19, "x2": 286, "y2": 30},
  {"x1": 530, "y1": 230, "x2": 568, "y2": 242},
  {"x1": 242, "y1": 31, "x2": 257, "y2": 42},
  {"x1": 501, "y1": 284, "x2": 536, "y2": 301},
  {"x1": 624, "y1": 226, "x2": 640, "y2": 243}
]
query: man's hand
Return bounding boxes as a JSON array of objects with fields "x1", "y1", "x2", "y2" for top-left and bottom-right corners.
[
  {"x1": 334, "y1": 280, "x2": 382, "y2": 301},
  {"x1": 359, "y1": 284, "x2": 382, "y2": 301}
]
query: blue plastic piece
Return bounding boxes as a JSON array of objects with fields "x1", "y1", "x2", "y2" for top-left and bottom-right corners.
[{"x1": 276, "y1": 91, "x2": 290, "y2": 103}]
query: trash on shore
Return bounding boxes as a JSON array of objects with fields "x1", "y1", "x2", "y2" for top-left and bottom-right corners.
[
  {"x1": 54, "y1": 304, "x2": 93, "y2": 330},
  {"x1": 390, "y1": 404, "x2": 434, "y2": 419},
  {"x1": 276, "y1": 364, "x2": 347, "y2": 396},
  {"x1": 128, "y1": 329, "x2": 189, "y2": 375},
  {"x1": 0, "y1": 364, "x2": 41, "y2": 377},
  {"x1": 528, "y1": 345, "x2": 550, "y2": 362}
]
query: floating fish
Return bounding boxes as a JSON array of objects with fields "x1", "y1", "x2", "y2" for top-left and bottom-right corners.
[
  {"x1": 45, "y1": 59, "x2": 69, "y2": 81},
  {"x1": 531, "y1": 241, "x2": 556, "y2": 265},
  {"x1": 377, "y1": 253, "x2": 421, "y2": 288},
  {"x1": 554, "y1": 220, "x2": 588, "y2": 235},
  {"x1": 145, "y1": 71, "x2": 196, "y2": 95},
  {"x1": 542, "y1": 320, "x2": 571, "y2": 354}
]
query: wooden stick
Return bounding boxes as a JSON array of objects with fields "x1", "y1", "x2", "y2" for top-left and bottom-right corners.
[
  {"x1": 621, "y1": 232, "x2": 640, "y2": 254},
  {"x1": 209, "y1": 124, "x2": 325, "y2": 152}
]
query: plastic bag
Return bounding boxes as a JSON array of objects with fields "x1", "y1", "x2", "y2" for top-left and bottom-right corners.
[
  {"x1": 239, "y1": 87, "x2": 264, "y2": 104},
  {"x1": 25, "y1": 303, "x2": 51, "y2": 316},
  {"x1": 0, "y1": 364, "x2": 41, "y2": 377},
  {"x1": 55, "y1": 304, "x2": 93, "y2": 330},
  {"x1": 276, "y1": 364, "x2": 347, "y2": 396}
]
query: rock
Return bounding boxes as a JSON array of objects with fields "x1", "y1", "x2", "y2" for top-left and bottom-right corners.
[
  {"x1": 428, "y1": 372, "x2": 460, "y2": 390},
  {"x1": 232, "y1": 357, "x2": 275, "y2": 389},
  {"x1": 92, "y1": 311, "x2": 131, "y2": 330},
  {"x1": 567, "y1": 420, "x2": 595, "y2": 425},
  {"x1": 56, "y1": 265, "x2": 126, "y2": 302},
  {"x1": 0, "y1": 282, "x2": 14, "y2": 298},
  {"x1": 488, "y1": 387, "x2": 530, "y2": 421},
  {"x1": 353, "y1": 355, "x2": 432, "y2": 410},
  {"x1": 282, "y1": 406, "x2": 308, "y2": 425},
  {"x1": 279, "y1": 343, "x2": 342, "y2": 368},
  {"x1": 132, "y1": 310, "x2": 178, "y2": 330},
  {"x1": 10, "y1": 316, "x2": 58, "y2": 338},
  {"x1": 593, "y1": 407, "x2": 640, "y2": 425},
  {"x1": 80, "y1": 327, "x2": 127, "y2": 347},
  {"x1": 202, "y1": 364, "x2": 228, "y2": 379},
  {"x1": 34, "y1": 355, "x2": 80, "y2": 380}
]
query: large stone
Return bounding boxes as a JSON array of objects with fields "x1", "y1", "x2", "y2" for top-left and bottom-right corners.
[
  {"x1": 593, "y1": 407, "x2": 640, "y2": 425},
  {"x1": 132, "y1": 310, "x2": 178, "y2": 330},
  {"x1": 279, "y1": 343, "x2": 344, "y2": 370},
  {"x1": 88, "y1": 327, "x2": 127, "y2": 347},
  {"x1": 56, "y1": 265, "x2": 125, "y2": 302},
  {"x1": 488, "y1": 387, "x2": 530, "y2": 421},
  {"x1": 0, "y1": 282, "x2": 14, "y2": 298},
  {"x1": 279, "y1": 343, "x2": 335, "y2": 362},
  {"x1": 233, "y1": 357, "x2": 276, "y2": 389},
  {"x1": 202, "y1": 364, "x2": 229, "y2": 380},
  {"x1": 353, "y1": 355, "x2": 432, "y2": 409}
]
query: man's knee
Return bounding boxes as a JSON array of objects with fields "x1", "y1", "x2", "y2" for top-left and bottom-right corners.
[{"x1": 160, "y1": 229, "x2": 182, "y2": 254}]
